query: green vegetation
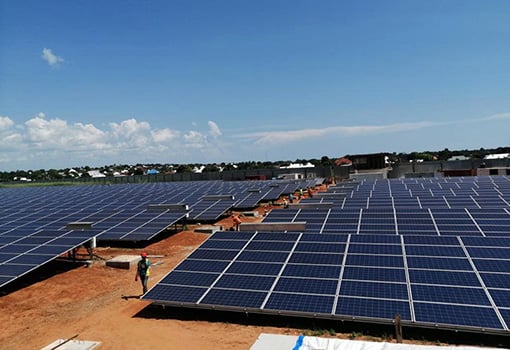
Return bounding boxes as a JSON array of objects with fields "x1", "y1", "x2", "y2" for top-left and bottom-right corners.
[
  {"x1": 348, "y1": 331, "x2": 364, "y2": 339},
  {"x1": 303, "y1": 327, "x2": 333, "y2": 337}
]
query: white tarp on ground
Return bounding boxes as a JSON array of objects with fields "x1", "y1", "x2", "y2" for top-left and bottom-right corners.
[{"x1": 250, "y1": 333, "x2": 507, "y2": 350}]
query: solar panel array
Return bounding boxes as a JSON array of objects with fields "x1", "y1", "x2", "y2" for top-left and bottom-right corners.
[
  {"x1": 0, "y1": 179, "x2": 312, "y2": 243},
  {"x1": 0, "y1": 228, "x2": 100, "y2": 288},
  {"x1": 145, "y1": 176, "x2": 510, "y2": 334},
  {"x1": 263, "y1": 207, "x2": 510, "y2": 236},
  {"x1": 0, "y1": 179, "x2": 313, "y2": 289}
]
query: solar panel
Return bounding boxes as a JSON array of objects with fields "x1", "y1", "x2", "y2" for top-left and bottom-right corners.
[
  {"x1": 143, "y1": 227, "x2": 510, "y2": 334},
  {"x1": 0, "y1": 229, "x2": 99, "y2": 288}
]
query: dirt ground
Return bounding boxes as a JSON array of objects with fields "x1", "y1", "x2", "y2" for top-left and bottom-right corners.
[{"x1": 0, "y1": 187, "x2": 501, "y2": 349}]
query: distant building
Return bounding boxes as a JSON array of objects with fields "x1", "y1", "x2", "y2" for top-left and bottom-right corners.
[
  {"x1": 279, "y1": 162, "x2": 315, "y2": 169},
  {"x1": 334, "y1": 157, "x2": 352, "y2": 167},
  {"x1": 484, "y1": 153, "x2": 510, "y2": 160},
  {"x1": 193, "y1": 165, "x2": 205, "y2": 173},
  {"x1": 348, "y1": 153, "x2": 390, "y2": 170},
  {"x1": 447, "y1": 155, "x2": 470, "y2": 161},
  {"x1": 477, "y1": 167, "x2": 510, "y2": 176},
  {"x1": 87, "y1": 170, "x2": 106, "y2": 178}
]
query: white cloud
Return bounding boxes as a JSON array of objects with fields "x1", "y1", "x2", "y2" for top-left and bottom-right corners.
[
  {"x1": 41, "y1": 48, "x2": 64, "y2": 67},
  {"x1": 24, "y1": 115, "x2": 108, "y2": 151},
  {"x1": 1, "y1": 112, "x2": 507, "y2": 171},
  {"x1": 109, "y1": 118, "x2": 150, "y2": 138},
  {"x1": 239, "y1": 121, "x2": 438, "y2": 145},
  {"x1": 208, "y1": 121, "x2": 222, "y2": 138},
  {"x1": 151, "y1": 128, "x2": 180, "y2": 143},
  {"x1": 484, "y1": 113, "x2": 510, "y2": 121},
  {"x1": 0, "y1": 116, "x2": 15, "y2": 130},
  {"x1": 183, "y1": 130, "x2": 208, "y2": 149}
]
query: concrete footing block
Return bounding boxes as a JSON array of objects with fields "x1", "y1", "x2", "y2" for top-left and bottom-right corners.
[{"x1": 105, "y1": 255, "x2": 140, "y2": 269}]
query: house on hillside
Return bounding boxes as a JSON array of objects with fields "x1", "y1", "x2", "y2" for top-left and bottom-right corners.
[{"x1": 87, "y1": 170, "x2": 106, "y2": 178}]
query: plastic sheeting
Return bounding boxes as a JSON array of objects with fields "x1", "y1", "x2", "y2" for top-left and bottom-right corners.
[{"x1": 250, "y1": 333, "x2": 507, "y2": 350}]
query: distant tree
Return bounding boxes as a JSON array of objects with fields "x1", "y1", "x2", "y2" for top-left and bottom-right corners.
[
  {"x1": 320, "y1": 156, "x2": 333, "y2": 167},
  {"x1": 47, "y1": 169, "x2": 62, "y2": 180},
  {"x1": 176, "y1": 164, "x2": 193, "y2": 173},
  {"x1": 133, "y1": 167, "x2": 144, "y2": 176},
  {"x1": 202, "y1": 164, "x2": 220, "y2": 172},
  {"x1": 221, "y1": 163, "x2": 236, "y2": 171},
  {"x1": 437, "y1": 148, "x2": 452, "y2": 161}
]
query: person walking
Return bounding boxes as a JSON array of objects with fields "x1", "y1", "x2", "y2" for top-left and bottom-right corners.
[
  {"x1": 232, "y1": 214, "x2": 242, "y2": 231},
  {"x1": 135, "y1": 252, "x2": 151, "y2": 294}
]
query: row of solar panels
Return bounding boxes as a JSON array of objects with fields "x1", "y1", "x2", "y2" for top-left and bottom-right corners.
[
  {"x1": 0, "y1": 179, "x2": 316, "y2": 242},
  {"x1": 263, "y1": 207, "x2": 510, "y2": 236},
  {"x1": 0, "y1": 228, "x2": 99, "y2": 288},
  {"x1": 144, "y1": 231, "x2": 510, "y2": 333},
  {"x1": 0, "y1": 179, "x2": 316, "y2": 289},
  {"x1": 144, "y1": 176, "x2": 510, "y2": 335}
]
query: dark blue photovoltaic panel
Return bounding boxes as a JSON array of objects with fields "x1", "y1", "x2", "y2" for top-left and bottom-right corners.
[
  {"x1": 411, "y1": 285, "x2": 491, "y2": 305},
  {"x1": 346, "y1": 254, "x2": 404, "y2": 268},
  {"x1": 350, "y1": 235, "x2": 401, "y2": 244},
  {"x1": 413, "y1": 303, "x2": 503, "y2": 329},
  {"x1": 226, "y1": 262, "x2": 283, "y2": 276},
  {"x1": 201, "y1": 289, "x2": 267, "y2": 308},
  {"x1": 294, "y1": 242, "x2": 345, "y2": 253},
  {"x1": 487, "y1": 289, "x2": 510, "y2": 308},
  {"x1": 143, "y1": 186, "x2": 510, "y2": 335},
  {"x1": 214, "y1": 274, "x2": 275, "y2": 290},
  {"x1": 405, "y1": 246, "x2": 466, "y2": 257},
  {"x1": 199, "y1": 240, "x2": 247, "y2": 250},
  {"x1": 0, "y1": 264, "x2": 35, "y2": 276},
  {"x1": 472, "y1": 259, "x2": 510, "y2": 273},
  {"x1": 0, "y1": 244, "x2": 35, "y2": 254},
  {"x1": 187, "y1": 249, "x2": 239, "y2": 261},
  {"x1": 210, "y1": 231, "x2": 254, "y2": 240},
  {"x1": 274, "y1": 277, "x2": 338, "y2": 295},
  {"x1": 336, "y1": 297, "x2": 411, "y2": 320},
  {"x1": 245, "y1": 241, "x2": 295, "y2": 251},
  {"x1": 342, "y1": 266, "x2": 406, "y2": 283},
  {"x1": 237, "y1": 250, "x2": 289, "y2": 263},
  {"x1": 144, "y1": 284, "x2": 206, "y2": 303},
  {"x1": 480, "y1": 273, "x2": 510, "y2": 288},
  {"x1": 0, "y1": 236, "x2": 19, "y2": 245},
  {"x1": 406, "y1": 257, "x2": 472, "y2": 271},
  {"x1": 348, "y1": 244, "x2": 402, "y2": 255},
  {"x1": 409, "y1": 270, "x2": 481, "y2": 287},
  {"x1": 300, "y1": 234, "x2": 348, "y2": 243},
  {"x1": 340, "y1": 280, "x2": 408, "y2": 300},
  {"x1": 9, "y1": 236, "x2": 48, "y2": 245},
  {"x1": 175, "y1": 259, "x2": 229, "y2": 273},
  {"x1": 0, "y1": 253, "x2": 17, "y2": 263},
  {"x1": 252, "y1": 232, "x2": 300, "y2": 241},
  {"x1": 48, "y1": 237, "x2": 90, "y2": 247},
  {"x1": 159, "y1": 271, "x2": 219, "y2": 287},
  {"x1": 282, "y1": 264, "x2": 341, "y2": 279},
  {"x1": 467, "y1": 247, "x2": 510, "y2": 259},
  {"x1": 8, "y1": 254, "x2": 54, "y2": 265},
  {"x1": 500, "y1": 309, "x2": 510, "y2": 329},
  {"x1": 289, "y1": 252, "x2": 343, "y2": 265},
  {"x1": 404, "y1": 236, "x2": 460, "y2": 245},
  {"x1": 265, "y1": 293, "x2": 334, "y2": 314}
]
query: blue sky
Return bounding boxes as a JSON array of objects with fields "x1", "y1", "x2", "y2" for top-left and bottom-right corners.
[{"x1": 1, "y1": 0, "x2": 509, "y2": 171}]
